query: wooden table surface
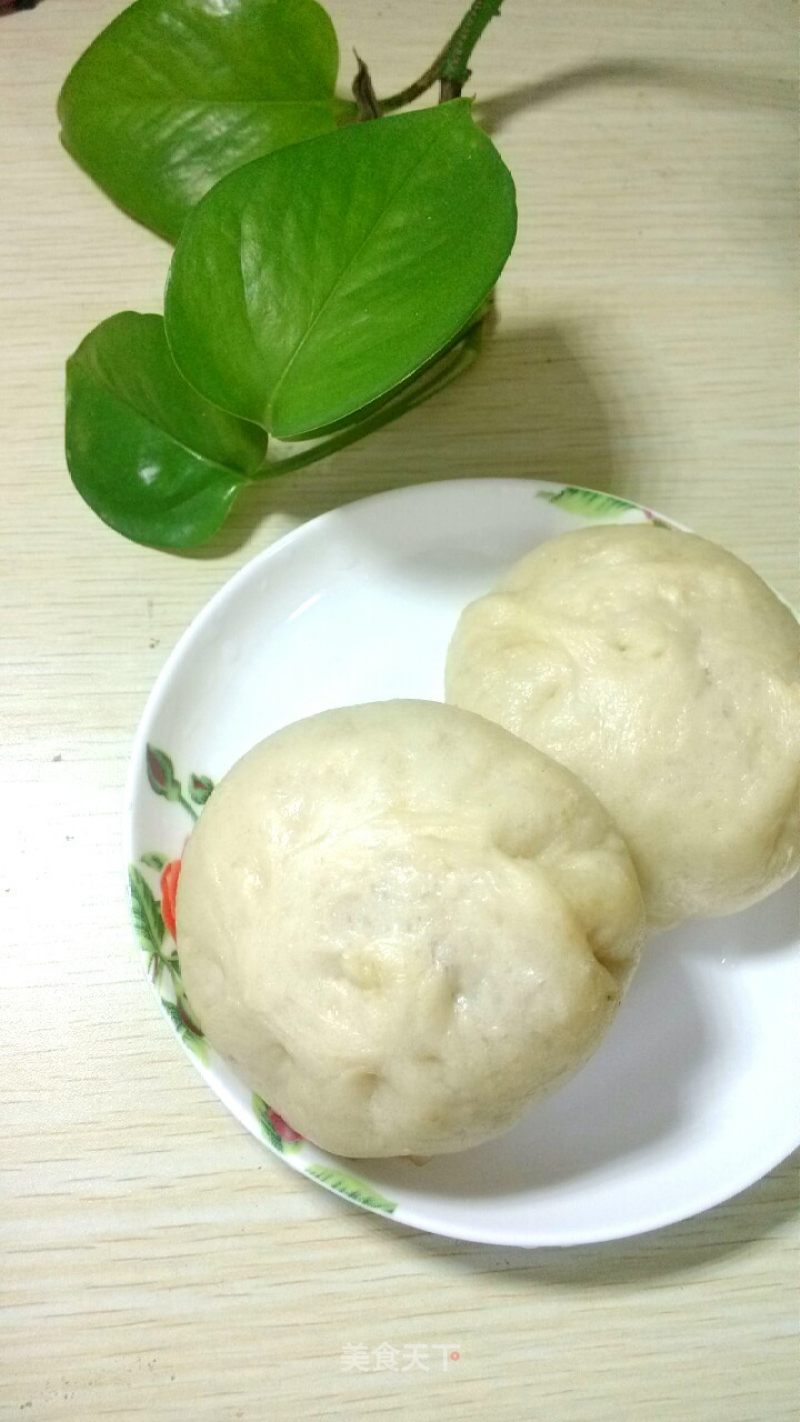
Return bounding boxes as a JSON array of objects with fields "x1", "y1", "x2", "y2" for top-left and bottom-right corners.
[{"x1": 2, "y1": 1, "x2": 798, "y2": 1417}]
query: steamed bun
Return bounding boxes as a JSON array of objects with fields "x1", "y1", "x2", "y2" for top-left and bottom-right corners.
[
  {"x1": 176, "y1": 700, "x2": 644, "y2": 1158},
  {"x1": 446, "y1": 525, "x2": 800, "y2": 926}
]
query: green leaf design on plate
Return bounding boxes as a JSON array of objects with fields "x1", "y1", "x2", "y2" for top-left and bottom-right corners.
[
  {"x1": 66, "y1": 313, "x2": 267, "y2": 549},
  {"x1": 58, "y1": 0, "x2": 353, "y2": 242},
  {"x1": 140, "y1": 851, "x2": 169, "y2": 871},
  {"x1": 252, "y1": 1094, "x2": 304, "y2": 1154},
  {"x1": 161, "y1": 999, "x2": 207, "y2": 1061},
  {"x1": 542, "y1": 486, "x2": 642, "y2": 520},
  {"x1": 189, "y1": 773, "x2": 215, "y2": 806},
  {"x1": 129, "y1": 865, "x2": 165, "y2": 954},
  {"x1": 165, "y1": 100, "x2": 516, "y2": 438},
  {"x1": 539, "y1": 486, "x2": 677, "y2": 529},
  {"x1": 306, "y1": 1164, "x2": 396, "y2": 1214},
  {"x1": 537, "y1": 487, "x2": 637, "y2": 519}
]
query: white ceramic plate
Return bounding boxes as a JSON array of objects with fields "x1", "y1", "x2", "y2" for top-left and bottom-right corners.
[{"x1": 127, "y1": 478, "x2": 800, "y2": 1246}]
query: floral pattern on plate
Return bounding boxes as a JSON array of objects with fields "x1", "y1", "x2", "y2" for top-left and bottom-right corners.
[{"x1": 129, "y1": 743, "x2": 401, "y2": 1217}]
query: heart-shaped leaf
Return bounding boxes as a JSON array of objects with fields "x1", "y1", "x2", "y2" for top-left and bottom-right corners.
[
  {"x1": 58, "y1": 0, "x2": 352, "y2": 242},
  {"x1": 66, "y1": 312, "x2": 267, "y2": 547},
  {"x1": 164, "y1": 100, "x2": 517, "y2": 438}
]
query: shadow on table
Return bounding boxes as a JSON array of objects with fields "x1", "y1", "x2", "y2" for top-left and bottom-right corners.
[
  {"x1": 181, "y1": 317, "x2": 631, "y2": 561},
  {"x1": 476, "y1": 57, "x2": 795, "y2": 134},
  {"x1": 358, "y1": 1152, "x2": 800, "y2": 1287}
]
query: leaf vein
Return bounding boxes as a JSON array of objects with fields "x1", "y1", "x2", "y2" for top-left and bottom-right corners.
[{"x1": 266, "y1": 126, "x2": 445, "y2": 424}]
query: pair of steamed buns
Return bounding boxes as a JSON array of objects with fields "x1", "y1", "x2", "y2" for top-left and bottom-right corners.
[{"x1": 177, "y1": 526, "x2": 800, "y2": 1158}]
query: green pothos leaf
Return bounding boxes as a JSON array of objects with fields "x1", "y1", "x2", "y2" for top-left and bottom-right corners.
[
  {"x1": 306, "y1": 1164, "x2": 396, "y2": 1214},
  {"x1": 165, "y1": 100, "x2": 516, "y2": 438},
  {"x1": 257, "y1": 307, "x2": 488, "y2": 472},
  {"x1": 66, "y1": 313, "x2": 267, "y2": 549},
  {"x1": 67, "y1": 306, "x2": 484, "y2": 548},
  {"x1": 58, "y1": 0, "x2": 354, "y2": 241},
  {"x1": 129, "y1": 866, "x2": 165, "y2": 954}
]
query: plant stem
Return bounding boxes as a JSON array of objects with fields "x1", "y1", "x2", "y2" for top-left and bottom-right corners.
[
  {"x1": 375, "y1": 0, "x2": 506, "y2": 113},
  {"x1": 439, "y1": 0, "x2": 505, "y2": 100},
  {"x1": 379, "y1": 40, "x2": 451, "y2": 113}
]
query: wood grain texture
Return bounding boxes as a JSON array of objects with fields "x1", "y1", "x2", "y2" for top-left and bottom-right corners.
[{"x1": 1, "y1": 1, "x2": 797, "y2": 1417}]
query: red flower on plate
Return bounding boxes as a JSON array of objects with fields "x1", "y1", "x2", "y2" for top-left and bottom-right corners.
[
  {"x1": 160, "y1": 858, "x2": 182, "y2": 941},
  {"x1": 266, "y1": 1108, "x2": 303, "y2": 1143}
]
